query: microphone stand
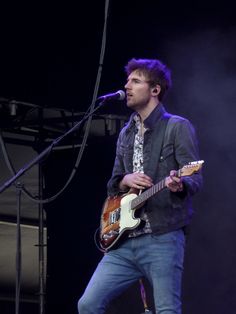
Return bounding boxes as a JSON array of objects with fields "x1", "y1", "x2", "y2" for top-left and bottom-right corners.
[
  {"x1": 0, "y1": 98, "x2": 108, "y2": 314},
  {"x1": 0, "y1": 99, "x2": 108, "y2": 194}
]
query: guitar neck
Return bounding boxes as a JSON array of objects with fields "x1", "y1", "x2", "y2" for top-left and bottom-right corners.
[
  {"x1": 129, "y1": 161, "x2": 203, "y2": 210},
  {"x1": 131, "y1": 177, "x2": 166, "y2": 209}
]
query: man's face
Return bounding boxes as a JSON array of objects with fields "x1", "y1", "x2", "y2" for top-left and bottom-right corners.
[{"x1": 124, "y1": 70, "x2": 152, "y2": 110}]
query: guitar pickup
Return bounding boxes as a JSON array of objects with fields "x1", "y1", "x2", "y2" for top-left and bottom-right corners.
[{"x1": 109, "y1": 208, "x2": 120, "y2": 224}]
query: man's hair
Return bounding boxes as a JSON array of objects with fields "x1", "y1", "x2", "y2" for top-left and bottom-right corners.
[{"x1": 125, "y1": 58, "x2": 172, "y2": 101}]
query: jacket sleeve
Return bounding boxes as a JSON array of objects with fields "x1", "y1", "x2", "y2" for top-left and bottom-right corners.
[{"x1": 172, "y1": 117, "x2": 203, "y2": 196}]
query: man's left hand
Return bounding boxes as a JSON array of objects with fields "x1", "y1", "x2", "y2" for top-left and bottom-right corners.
[{"x1": 165, "y1": 170, "x2": 184, "y2": 192}]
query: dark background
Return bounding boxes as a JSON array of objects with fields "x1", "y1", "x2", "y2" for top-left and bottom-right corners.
[{"x1": 1, "y1": 0, "x2": 236, "y2": 313}]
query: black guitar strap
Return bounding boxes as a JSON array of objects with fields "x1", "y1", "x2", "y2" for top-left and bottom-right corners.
[
  {"x1": 145, "y1": 112, "x2": 171, "y2": 179},
  {"x1": 157, "y1": 112, "x2": 172, "y2": 166},
  {"x1": 159, "y1": 112, "x2": 171, "y2": 151}
]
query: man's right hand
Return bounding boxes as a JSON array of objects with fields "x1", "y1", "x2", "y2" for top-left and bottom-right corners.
[{"x1": 119, "y1": 172, "x2": 153, "y2": 191}]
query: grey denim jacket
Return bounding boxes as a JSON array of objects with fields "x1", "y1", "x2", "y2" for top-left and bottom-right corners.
[{"x1": 107, "y1": 104, "x2": 203, "y2": 234}]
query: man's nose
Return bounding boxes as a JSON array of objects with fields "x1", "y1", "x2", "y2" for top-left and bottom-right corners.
[{"x1": 124, "y1": 82, "x2": 130, "y2": 89}]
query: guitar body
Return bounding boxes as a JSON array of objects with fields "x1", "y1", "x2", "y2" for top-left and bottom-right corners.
[
  {"x1": 99, "y1": 160, "x2": 204, "y2": 251},
  {"x1": 100, "y1": 192, "x2": 141, "y2": 251}
]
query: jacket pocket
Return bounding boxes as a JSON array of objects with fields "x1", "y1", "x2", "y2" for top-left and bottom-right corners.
[
  {"x1": 159, "y1": 144, "x2": 174, "y2": 162},
  {"x1": 118, "y1": 143, "x2": 133, "y2": 172}
]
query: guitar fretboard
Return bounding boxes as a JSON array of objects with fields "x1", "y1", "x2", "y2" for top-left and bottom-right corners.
[
  {"x1": 131, "y1": 178, "x2": 166, "y2": 209},
  {"x1": 129, "y1": 161, "x2": 203, "y2": 210}
]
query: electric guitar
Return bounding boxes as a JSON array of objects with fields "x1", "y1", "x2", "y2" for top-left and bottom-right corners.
[{"x1": 99, "y1": 160, "x2": 204, "y2": 251}]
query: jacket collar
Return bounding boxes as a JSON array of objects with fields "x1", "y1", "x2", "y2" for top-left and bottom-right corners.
[{"x1": 126, "y1": 103, "x2": 167, "y2": 130}]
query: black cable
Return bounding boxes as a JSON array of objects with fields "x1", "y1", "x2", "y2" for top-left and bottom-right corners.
[
  {"x1": 27, "y1": 0, "x2": 111, "y2": 204},
  {"x1": 0, "y1": 0, "x2": 111, "y2": 205}
]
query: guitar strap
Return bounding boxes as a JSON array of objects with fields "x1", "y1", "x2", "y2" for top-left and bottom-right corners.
[
  {"x1": 145, "y1": 112, "x2": 171, "y2": 179},
  {"x1": 158, "y1": 112, "x2": 171, "y2": 153},
  {"x1": 157, "y1": 112, "x2": 172, "y2": 167}
]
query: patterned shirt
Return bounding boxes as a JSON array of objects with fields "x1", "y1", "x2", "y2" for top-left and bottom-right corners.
[{"x1": 128, "y1": 114, "x2": 152, "y2": 237}]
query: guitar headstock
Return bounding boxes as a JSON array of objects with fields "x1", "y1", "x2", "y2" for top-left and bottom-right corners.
[{"x1": 179, "y1": 160, "x2": 204, "y2": 177}]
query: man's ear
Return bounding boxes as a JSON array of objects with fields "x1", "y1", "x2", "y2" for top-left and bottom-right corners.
[{"x1": 151, "y1": 85, "x2": 161, "y2": 96}]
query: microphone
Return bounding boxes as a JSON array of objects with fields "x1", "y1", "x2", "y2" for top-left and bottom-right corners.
[{"x1": 97, "y1": 90, "x2": 126, "y2": 102}]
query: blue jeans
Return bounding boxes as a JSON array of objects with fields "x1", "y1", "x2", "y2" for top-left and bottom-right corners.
[{"x1": 78, "y1": 230, "x2": 185, "y2": 314}]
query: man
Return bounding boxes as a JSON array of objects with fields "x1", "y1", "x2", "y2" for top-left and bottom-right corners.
[{"x1": 78, "y1": 58, "x2": 203, "y2": 313}]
